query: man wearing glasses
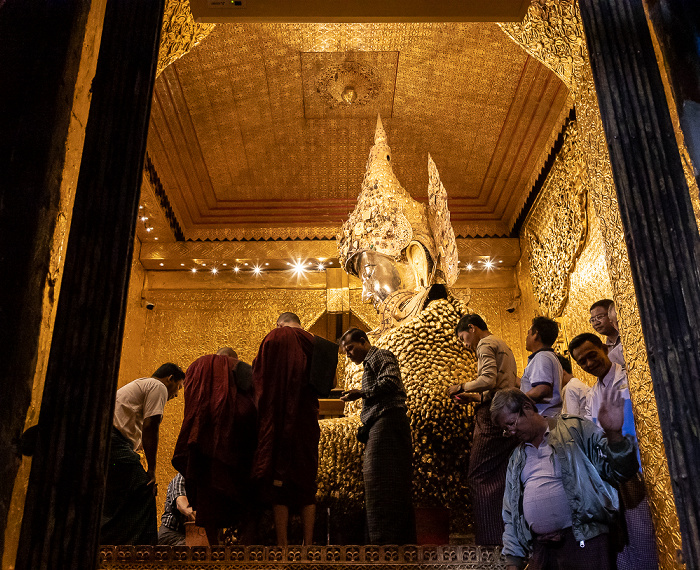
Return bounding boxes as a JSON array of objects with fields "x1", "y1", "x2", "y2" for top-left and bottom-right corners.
[
  {"x1": 492, "y1": 388, "x2": 639, "y2": 570},
  {"x1": 589, "y1": 299, "x2": 624, "y2": 367}
]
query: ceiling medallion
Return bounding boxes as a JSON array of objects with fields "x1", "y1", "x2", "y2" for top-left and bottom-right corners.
[{"x1": 315, "y1": 61, "x2": 382, "y2": 108}]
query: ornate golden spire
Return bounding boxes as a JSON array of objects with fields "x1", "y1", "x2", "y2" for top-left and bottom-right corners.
[
  {"x1": 428, "y1": 153, "x2": 460, "y2": 286},
  {"x1": 337, "y1": 115, "x2": 459, "y2": 286},
  {"x1": 337, "y1": 115, "x2": 431, "y2": 275}
]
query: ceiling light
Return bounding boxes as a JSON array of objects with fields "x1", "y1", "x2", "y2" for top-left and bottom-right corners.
[
  {"x1": 466, "y1": 263, "x2": 473, "y2": 270},
  {"x1": 191, "y1": 268, "x2": 197, "y2": 273},
  {"x1": 141, "y1": 216, "x2": 148, "y2": 222},
  {"x1": 233, "y1": 266, "x2": 240, "y2": 273},
  {"x1": 317, "y1": 263, "x2": 325, "y2": 271},
  {"x1": 222, "y1": 263, "x2": 227, "y2": 266},
  {"x1": 159, "y1": 263, "x2": 164, "y2": 267},
  {"x1": 484, "y1": 260, "x2": 494, "y2": 269},
  {"x1": 202, "y1": 263, "x2": 206, "y2": 266},
  {"x1": 292, "y1": 260, "x2": 307, "y2": 275},
  {"x1": 146, "y1": 227, "x2": 153, "y2": 232},
  {"x1": 211, "y1": 268, "x2": 218, "y2": 274},
  {"x1": 181, "y1": 263, "x2": 185, "y2": 266},
  {"x1": 253, "y1": 265, "x2": 262, "y2": 275}
]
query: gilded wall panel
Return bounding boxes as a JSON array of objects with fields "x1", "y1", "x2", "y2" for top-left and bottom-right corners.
[
  {"x1": 467, "y1": 288, "x2": 526, "y2": 374},
  {"x1": 349, "y1": 289, "x2": 381, "y2": 331},
  {"x1": 524, "y1": 121, "x2": 587, "y2": 319},
  {"x1": 158, "y1": 0, "x2": 215, "y2": 76},
  {"x1": 117, "y1": 238, "x2": 149, "y2": 389},
  {"x1": 501, "y1": 1, "x2": 683, "y2": 565}
]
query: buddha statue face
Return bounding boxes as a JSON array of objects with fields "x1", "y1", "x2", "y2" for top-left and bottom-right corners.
[
  {"x1": 354, "y1": 251, "x2": 407, "y2": 308},
  {"x1": 353, "y1": 244, "x2": 431, "y2": 309}
]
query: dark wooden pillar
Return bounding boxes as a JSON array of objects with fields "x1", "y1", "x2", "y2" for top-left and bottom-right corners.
[
  {"x1": 579, "y1": 0, "x2": 700, "y2": 566},
  {"x1": 13, "y1": 0, "x2": 165, "y2": 567},
  {"x1": 0, "y1": 0, "x2": 103, "y2": 558}
]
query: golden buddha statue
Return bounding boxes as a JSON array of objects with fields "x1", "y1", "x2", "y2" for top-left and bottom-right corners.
[{"x1": 317, "y1": 116, "x2": 478, "y2": 534}]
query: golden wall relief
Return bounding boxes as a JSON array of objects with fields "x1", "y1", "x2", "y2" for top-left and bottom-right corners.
[
  {"x1": 500, "y1": 1, "x2": 683, "y2": 566},
  {"x1": 523, "y1": 121, "x2": 587, "y2": 319},
  {"x1": 158, "y1": 0, "x2": 215, "y2": 77}
]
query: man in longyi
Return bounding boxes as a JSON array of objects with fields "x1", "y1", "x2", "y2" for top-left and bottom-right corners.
[
  {"x1": 172, "y1": 347, "x2": 257, "y2": 545},
  {"x1": 252, "y1": 312, "x2": 338, "y2": 546},
  {"x1": 340, "y1": 328, "x2": 416, "y2": 545},
  {"x1": 446, "y1": 313, "x2": 518, "y2": 546}
]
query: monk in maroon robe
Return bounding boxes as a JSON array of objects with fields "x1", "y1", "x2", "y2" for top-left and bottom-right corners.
[
  {"x1": 251, "y1": 312, "x2": 319, "y2": 546},
  {"x1": 172, "y1": 349, "x2": 257, "y2": 545}
]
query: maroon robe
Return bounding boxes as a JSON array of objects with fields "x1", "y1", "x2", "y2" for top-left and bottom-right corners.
[
  {"x1": 251, "y1": 326, "x2": 319, "y2": 507},
  {"x1": 172, "y1": 354, "x2": 257, "y2": 528}
]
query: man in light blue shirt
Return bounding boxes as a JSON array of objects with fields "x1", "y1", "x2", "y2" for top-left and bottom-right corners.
[{"x1": 519, "y1": 316, "x2": 563, "y2": 417}]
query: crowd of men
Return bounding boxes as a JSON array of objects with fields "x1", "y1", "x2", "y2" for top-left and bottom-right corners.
[
  {"x1": 100, "y1": 300, "x2": 659, "y2": 569},
  {"x1": 447, "y1": 298, "x2": 657, "y2": 570}
]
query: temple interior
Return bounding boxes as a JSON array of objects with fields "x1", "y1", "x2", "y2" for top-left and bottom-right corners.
[{"x1": 2, "y1": 0, "x2": 699, "y2": 569}]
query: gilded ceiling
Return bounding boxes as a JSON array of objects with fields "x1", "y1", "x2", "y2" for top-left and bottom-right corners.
[{"x1": 145, "y1": 21, "x2": 571, "y2": 242}]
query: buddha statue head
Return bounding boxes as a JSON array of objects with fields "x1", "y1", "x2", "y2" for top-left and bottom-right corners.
[{"x1": 337, "y1": 115, "x2": 460, "y2": 312}]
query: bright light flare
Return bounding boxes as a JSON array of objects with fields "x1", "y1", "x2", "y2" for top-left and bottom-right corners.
[
  {"x1": 253, "y1": 265, "x2": 262, "y2": 275},
  {"x1": 292, "y1": 260, "x2": 307, "y2": 275}
]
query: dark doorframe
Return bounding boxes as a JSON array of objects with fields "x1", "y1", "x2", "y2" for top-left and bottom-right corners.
[
  {"x1": 11, "y1": 0, "x2": 166, "y2": 567},
  {"x1": 580, "y1": 0, "x2": 700, "y2": 566}
]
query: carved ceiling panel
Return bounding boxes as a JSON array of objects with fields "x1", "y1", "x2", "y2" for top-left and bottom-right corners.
[{"x1": 146, "y1": 22, "x2": 571, "y2": 241}]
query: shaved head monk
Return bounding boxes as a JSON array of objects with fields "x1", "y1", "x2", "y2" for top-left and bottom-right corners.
[{"x1": 251, "y1": 312, "x2": 338, "y2": 546}]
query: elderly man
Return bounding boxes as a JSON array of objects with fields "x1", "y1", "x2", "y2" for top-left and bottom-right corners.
[
  {"x1": 569, "y1": 333, "x2": 658, "y2": 570},
  {"x1": 520, "y1": 316, "x2": 563, "y2": 417},
  {"x1": 172, "y1": 347, "x2": 257, "y2": 545},
  {"x1": 492, "y1": 388, "x2": 639, "y2": 570},
  {"x1": 101, "y1": 363, "x2": 185, "y2": 545},
  {"x1": 340, "y1": 328, "x2": 416, "y2": 545},
  {"x1": 446, "y1": 313, "x2": 518, "y2": 546},
  {"x1": 252, "y1": 312, "x2": 338, "y2": 546}
]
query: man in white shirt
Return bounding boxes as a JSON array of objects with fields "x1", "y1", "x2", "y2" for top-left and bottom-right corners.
[
  {"x1": 569, "y1": 333, "x2": 658, "y2": 570},
  {"x1": 520, "y1": 316, "x2": 563, "y2": 417},
  {"x1": 100, "y1": 363, "x2": 185, "y2": 545}
]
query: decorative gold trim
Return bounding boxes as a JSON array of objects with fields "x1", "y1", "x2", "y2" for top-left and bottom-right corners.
[{"x1": 99, "y1": 544, "x2": 507, "y2": 568}]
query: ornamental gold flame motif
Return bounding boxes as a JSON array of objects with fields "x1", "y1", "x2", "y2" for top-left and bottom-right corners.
[{"x1": 337, "y1": 115, "x2": 459, "y2": 288}]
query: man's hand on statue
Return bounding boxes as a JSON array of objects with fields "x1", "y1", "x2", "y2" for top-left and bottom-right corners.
[
  {"x1": 340, "y1": 389, "x2": 362, "y2": 402},
  {"x1": 446, "y1": 383, "x2": 464, "y2": 398},
  {"x1": 187, "y1": 509, "x2": 197, "y2": 522},
  {"x1": 598, "y1": 388, "x2": 625, "y2": 443},
  {"x1": 454, "y1": 391, "x2": 481, "y2": 404}
]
